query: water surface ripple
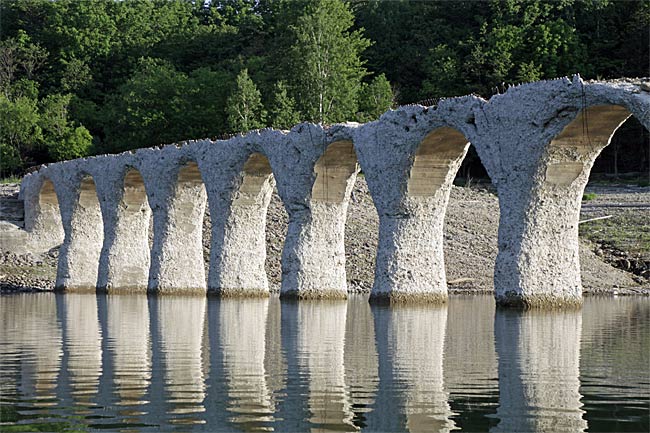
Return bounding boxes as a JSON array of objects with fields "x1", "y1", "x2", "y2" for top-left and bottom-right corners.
[{"x1": 0, "y1": 294, "x2": 647, "y2": 432}]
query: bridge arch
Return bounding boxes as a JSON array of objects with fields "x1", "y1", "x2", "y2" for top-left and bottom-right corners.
[
  {"x1": 484, "y1": 80, "x2": 649, "y2": 307},
  {"x1": 55, "y1": 172, "x2": 104, "y2": 292}
]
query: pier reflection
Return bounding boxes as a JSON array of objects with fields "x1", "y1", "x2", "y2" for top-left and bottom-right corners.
[
  {"x1": 156, "y1": 296, "x2": 207, "y2": 425},
  {"x1": 106, "y1": 294, "x2": 151, "y2": 410},
  {"x1": 63, "y1": 293, "x2": 102, "y2": 411},
  {"x1": 345, "y1": 295, "x2": 379, "y2": 429},
  {"x1": 493, "y1": 309, "x2": 587, "y2": 433},
  {"x1": 0, "y1": 294, "x2": 62, "y2": 405},
  {"x1": 296, "y1": 300, "x2": 356, "y2": 432},
  {"x1": 219, "y1": 297, "x2": 276, "y2": 430},
  {"x1": 372, "y1": 303, "x2": 454, "y2": 433},
  {"x1": 1, "y1": 294, "x2": 648, "y2": 432}
]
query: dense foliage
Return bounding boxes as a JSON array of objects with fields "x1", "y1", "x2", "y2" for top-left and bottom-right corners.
[{"x1": 0, "y1": 0, "x2": 647, "y2": 175}]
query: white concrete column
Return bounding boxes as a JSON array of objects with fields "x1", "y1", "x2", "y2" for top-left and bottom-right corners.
[
  {"x1": 493, "y1": 309, "x2": 586, "y2": 432},
  {"x1": 262, "y1": 126, "x2": 359, "y2": 300},
  {"x1": 204, "y1": 150, "x2": 274, "y2": 297},
  {"x1": 55, "y1": 171, "x2": 104, "y2": 292},
  {"x1": 146, "y1": 159, "x2": 207, "y2": 295},
  {"x1": 494, "y1": 105, "x2": 631, "y2": 307},
  {"x1": 18, "y1": 174, "x2": 64, "y2": 253},
  {"x1": 96, "y1": 167, "x2": 151, "y2": 293},
  {"x1": 461, "y1": 77, "x2": 650, "y2": 307},
  {"x1": 355, "y1": 112, "x2": 469, "y2": 304},
  {"x1": 282, "y1": 140, "x2": 358, "y2": 299}
]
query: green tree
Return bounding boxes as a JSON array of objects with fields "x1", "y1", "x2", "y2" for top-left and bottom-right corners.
[
  {"x1": 0, "y1": 93, "x2": 42, "y2": 171},
  {"x1": 357, "y1": 73, "x2": 393, "y2": 121},
  {"x1": 268, "y1": 81, "x2": 301, "y2": 129},
  {"x1": 102, "y1": 58, "x2": 191, "y2": 151},
  {"x1": 39, "y1": 93, "x2": 92, "y2": 161},
  {"x1": 288, "y1": 0, "x2": 370, "y2": 123},
  {"x1": 226, "y1": 68, "x2": 265, "y2": 132}
]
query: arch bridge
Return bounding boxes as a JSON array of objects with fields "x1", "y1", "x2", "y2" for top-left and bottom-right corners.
[{"x1": 4, "y1": 76, "x2": 649, "y2": 307}]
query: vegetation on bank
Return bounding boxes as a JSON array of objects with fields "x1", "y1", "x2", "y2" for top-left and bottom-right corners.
[{"x1": 0, "y1": 0, "x2": 648, "y2": 177}]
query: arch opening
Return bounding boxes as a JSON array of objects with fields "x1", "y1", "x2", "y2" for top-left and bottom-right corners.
[
  {"x1": 579, "y1": 113, "x2": 650, "y2": 288},
  {"x1": 407, "y1": 126, "x2": 469, "y2": 197}
]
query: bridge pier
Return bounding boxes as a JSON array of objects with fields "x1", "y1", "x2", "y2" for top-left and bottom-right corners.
[
  {"x1": 265, "y1": 127, "x2": 358, "y2": 300},
  {"x1": 19, "y1": 175, "x2": 64, "y2": 253},
  {"x1": 355, "y1": 110, "x2": 470, "y2": 304},
  {"x1": 54, "y1": 171, "x2": 104, "y2": 292},
  {"x1": 144, "y1": 154, "x2": 207, "y2": 295},
  {"x1": 203, "y1": 148, "x2": 274, "y2": 297},
  {"x1": 466, "y1": 78, "x2": 645, "y2": 307},
  {"x1": 96, "y1": 166, "x2": 151, "y2": 293}
]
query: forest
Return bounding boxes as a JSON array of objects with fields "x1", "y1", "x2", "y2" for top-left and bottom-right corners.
[{"x1": 1, "y1": 0, "x2": 648, "y2": 177}]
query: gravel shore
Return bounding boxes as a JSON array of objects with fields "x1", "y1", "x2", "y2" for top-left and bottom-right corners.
[{"x1": 1, "y1": 178, "x2": 648, "y2": 295}]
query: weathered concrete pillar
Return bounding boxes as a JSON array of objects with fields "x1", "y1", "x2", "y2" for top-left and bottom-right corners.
[
  {"x1": 54, "y1": 171, "x2": 105, "y2": 292},
  {"x1": 355, "y1": 107, "x2": 471, "y2": 303},
  {"x1": 201, "y1": 146, "x2": 274, "y2": 297},
  {"x1": 468, "y1": 77, "x2": 647, "y2": 307},
  {"x1": 493, "y1": 309, "x2": 586, "y2": 432},
  {"x1": 283, "y1": 140, "x2": 358, "y2": 299},
  {"x1": 142, "y1": 149, "x2": 207, "y2": 295},
  {"x1": 18, "y1": 174, "x2": 64, "y2": 253},
  {"x1": 262, "y1": 126, "x2": 359, "y2": 300},
  {"x1": 96, "y1": 166, "x2": 151, "y2": 293}
]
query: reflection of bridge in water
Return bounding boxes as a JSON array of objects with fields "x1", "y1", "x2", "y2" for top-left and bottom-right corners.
[
  {"x1": 3, "y1": 77, "x2": 649, "y2": 308},
  {"x1": 0, "y1": 294, "x2": 648, "y2": 431}
]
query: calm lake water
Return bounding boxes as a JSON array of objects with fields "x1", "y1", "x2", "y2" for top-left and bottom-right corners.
[{"x1": 0, "y1": 293, "x2": 648, "y2": 432}]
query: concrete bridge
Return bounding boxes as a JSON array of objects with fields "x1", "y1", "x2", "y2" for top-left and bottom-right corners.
[{"x1": 2, "y1": 76, "x2": 648, "y2": 307}]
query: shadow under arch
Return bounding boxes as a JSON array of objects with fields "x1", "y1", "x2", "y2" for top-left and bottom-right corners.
[
  {"x1": 207, "y1": 151, "x2": 275, "y2": 297},
  {"x1": 55, "y1": 173, "x2": 104, "y2": 292},
  {"x1": 97, "y1": 166, "x2": 152, "y2": 293},
  {"x1": 148, "y1": 160, "x2": 208, "y2": 295}
]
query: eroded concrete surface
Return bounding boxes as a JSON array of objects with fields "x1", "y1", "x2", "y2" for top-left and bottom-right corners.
[{"x1": 1, "y1": 76, "x2": 648, "y2": 307}]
